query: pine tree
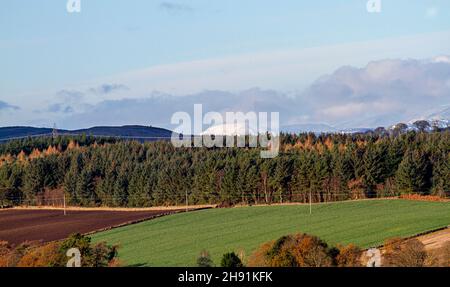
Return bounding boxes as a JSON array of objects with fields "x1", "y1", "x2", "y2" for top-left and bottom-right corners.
[
  {"x1": 431, "y1": 152, "x2": 450, "y2": 197},
  {"x1": 75, "y1": 168, "x2": 95, "y2": 206},
  {"x1": 269, "y1": 157, "x2": 293, "y2": 203},
  {"x1": 63, "y1": 163, "x2": 79, "y2": 205},
  {"x1": 23, "y1": 159, "x2": 46, "y2": 203},
  {"x1": 112, "y1": 167, "x2": 129, "y2": 207},
  {"x1": 221, "y1": 164, "x2": 238, "y2": 205},
  {"x1": 331, "y1": 151, "x2": 350, "y2": 201},
  {"x1": 396, "y1": 149, "x2": 431, "y2": 194},
  {"x1": 362, "y1": 143, "x2": 388, "y2": 197}
]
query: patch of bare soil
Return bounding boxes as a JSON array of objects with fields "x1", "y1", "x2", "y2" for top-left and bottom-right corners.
[
  {"x1": 0, "y1": 208, "x2": 194, "y2": 245},
  {"x1": 416, "y1": 228, "x2": 450, "y2": 250}
]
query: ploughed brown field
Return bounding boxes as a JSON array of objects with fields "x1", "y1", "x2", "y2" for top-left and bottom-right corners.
[{"x1": 0, "y1": 209, "x2": 181, "y2": 245}]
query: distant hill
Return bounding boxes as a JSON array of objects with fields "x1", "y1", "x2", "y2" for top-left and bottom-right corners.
[
  {"x1": 0, "y1": 126, "x2": 54, "y2": 141},
  {"x1": 67, "y1": 125, "x2": 173, "y2": 138},
  {"x1": 0, "y1": 125, "x2": 173, "y2": 142}
]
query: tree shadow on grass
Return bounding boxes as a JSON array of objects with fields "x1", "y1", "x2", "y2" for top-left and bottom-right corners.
[{"x1": 127, "y1": 263, "x2": 147, "y2": 267}]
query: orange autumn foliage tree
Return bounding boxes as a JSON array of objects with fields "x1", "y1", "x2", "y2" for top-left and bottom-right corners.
[
  {"x1": 16, "y1": 242, "x2": 61, "y2": 267},
  {"x1": 248, "y1": 233, "x2": 365, "y2": 267},
  {"x1": 290, "y1": 234, "x2": 334, "y2": 267},
  {"x1": 67, "y1": 140, "x2": 79, "y2": 150},
  {"x1": 383, "y1": 238, "x2": 427, "y2": 267},
  {"x1": 248, "y1": 233, "x2": 335, "y2": 267},
  {"x1": 0, "y1": 154, "x2": 14, "y2": 166},
  {"x1": 247, "y1": 241, "x2": 274, "y2": 267},
  {"x1": 347, "y1": 178, "x2": 365, "y2": 200},
  {"x1": 335, "y1": 244, "x2": 363, "y2": 267},
  {"x1": 44, "y1": 145, "x2": 59, "y2": 156},
  {"x1": 0, "y1": 241, "x2": 12, "y2": 267},
  {"x1": 324, "y1": 137, "x2": 334, "y2": 150},
  {"x1": 0, "y1": 241, "x2": 41, "y2": 267},
  {"x1": 16, "y1": 150, "x2": 27, "y2": 162},
  {"x1": 29, "y1": 148, "x2": 42, "y2": 160},
  {"x1": 0, "y1": 234, "x2": 120, "y2": 267}
]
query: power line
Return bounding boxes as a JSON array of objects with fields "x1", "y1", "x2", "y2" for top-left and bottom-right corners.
[
  {"x1": 52, "y1": 123, "x2": 58, "y2": 139},
  {"x1": 2, "y1": 189, "x2": 449, "y2": 199}
]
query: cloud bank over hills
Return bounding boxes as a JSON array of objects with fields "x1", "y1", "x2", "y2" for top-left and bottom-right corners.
[
  {"x1": 2, "y1": 56, "x2": 450, "y2": 132},
  {"x1": 0, "y1": 101, "x2": 19, "y2": 111},
  {"x1": 302, "y1": 56, "x2": 450, "y2": 128}
]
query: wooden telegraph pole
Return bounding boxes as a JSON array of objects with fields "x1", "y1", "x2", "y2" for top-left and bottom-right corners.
[
  {"x1": 309, "y1": 188, "x2": 312, "y2": 215},
  {"x1": 63, "y1": 193, "x2": 66, "y2": 216},
  {"x1": 185, "y1": 190, "x2": 188, "y2": 212}
]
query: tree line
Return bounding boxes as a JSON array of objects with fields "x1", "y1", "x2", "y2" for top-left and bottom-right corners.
[{"x1": 0, "y1": 131, "x2": 448, "y2": 207}]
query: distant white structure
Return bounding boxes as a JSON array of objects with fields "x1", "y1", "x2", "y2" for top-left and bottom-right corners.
[
  {"x1": 171, "y1": 104, "x2": 280, "y2": 158},
  {"x1": 201, "y1": 122, "x2": 258, "y2": 136},
  {"x1": 432, "y1": 55, "x2": 450, "y2": 64}
]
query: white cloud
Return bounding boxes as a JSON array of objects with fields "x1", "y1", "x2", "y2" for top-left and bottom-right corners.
[
  {"x1": 304, "y1": 57, "x2": 450, "y2": 127},
  {"x1": 56, "y1": 55, "x2": 450, "y2": 130},
  {"x1": 320, "y1": 101, "x2": 398, "y2": 121},
  {"x1": 96, "y1": 30, "x2": 450, "y2": 98},
  {"x1": 0, "y1": 100, "x2": 19, "y2": 111},
  {"x1": 3, "y1": 31, "x2": 450, "y2": 128},
  {"x1": 321, "y1": 103, "x2": 367, "y2": 118}
]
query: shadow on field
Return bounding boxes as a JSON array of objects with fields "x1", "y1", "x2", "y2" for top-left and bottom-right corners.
[{"x1": 127, "y1": 263, "x2": 147, "y2": 267}]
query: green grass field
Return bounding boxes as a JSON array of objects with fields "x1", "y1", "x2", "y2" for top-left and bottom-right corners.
[{"x1": 91, "y1": 199, "x2": 450, "y2": 266}]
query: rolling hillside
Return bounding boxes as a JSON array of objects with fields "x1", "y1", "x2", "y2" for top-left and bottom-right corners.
[
  {"x1": 0, "y1": 125, "x2": 173, "y2": 141},
  {"x1": 0, "y1": 126, "x2": 53, "y2": 140},
  {"x1": 92, "y1": 199, "x2": 450, "y2": 267}
]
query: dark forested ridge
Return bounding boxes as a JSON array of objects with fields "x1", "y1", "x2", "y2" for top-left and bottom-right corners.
[
  {"x1": 0, "y1": 127, "x2": 54, "y2": 140},
  {"x1": 0, "y1": 125, "x2": 173, "y2": 142},
  {"x1": 0, "y1": 131, "x2": 448, "y2": 207}
]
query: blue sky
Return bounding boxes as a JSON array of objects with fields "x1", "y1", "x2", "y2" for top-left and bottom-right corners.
[{"x1": 1, "y1": 1, "x2": 450, "y2": 128}]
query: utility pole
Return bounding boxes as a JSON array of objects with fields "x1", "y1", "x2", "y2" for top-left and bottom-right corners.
[
  {"x1": 63, "y1": 193, "x2": 66, "y2": 216},
  {"x1": 185, "y1": 190, "x2": 188, "y2": 212},
  {"x1": 52, "y1": 123, "x2": 58, "y2": 139},
  {"x1": 309, "y1": 188, "x2": 312, "y2": 215}
]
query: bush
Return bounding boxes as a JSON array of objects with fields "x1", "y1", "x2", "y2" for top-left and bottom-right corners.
[
  {"x1": 0, "y1": 241, "x2": 41, "y2": 267},
  {"x1": 220, "y1": 252, "x2": 244, "y2": 267},
  {"x1": 427, "y1": 242, "x2": 450, "y2": 267},
  {"x1": 335, "y1": 244, "x2": 362, "y2": 267},
  {"x1": 0, "y1": 241, "x2": 11, "y2": 257},
  {"x1": 249, "y1": 233, "x2": 335, "y2": 267},
  {"x1": 290, "y1": 234, "x2": 334, "y2": 267},
  {"x1": 0, "y1": 234, "x2": 119, "y2": 267},
  {"x1": 0, "y1": 241, "x2": 13, "y2": 267},
  {"x1": 17, "y1": 242, "x2": 60, "y2": 267},
  {"x1": 197, "y1": 250, "x2": 214, "y2": 267},
  {"x1": 383, "y1": 238, "x2": 427, "y2": 267},
  {"x1": 265, "y1": 236, "x2": 297, "y2": 267},
  {"x1": 59, "y1": 233, "x2": 119, "y2": 267},
  {"x1": 399, "y1": 194, "x2": 447, "y2": 202},
  {"x1": 248, "y1": 241, "x2": 274, "y2": 267}
]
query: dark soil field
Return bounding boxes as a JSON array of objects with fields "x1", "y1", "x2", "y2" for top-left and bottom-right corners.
[{"x1": 0, "y1": 209, "x2": 181, "y2": 245}]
